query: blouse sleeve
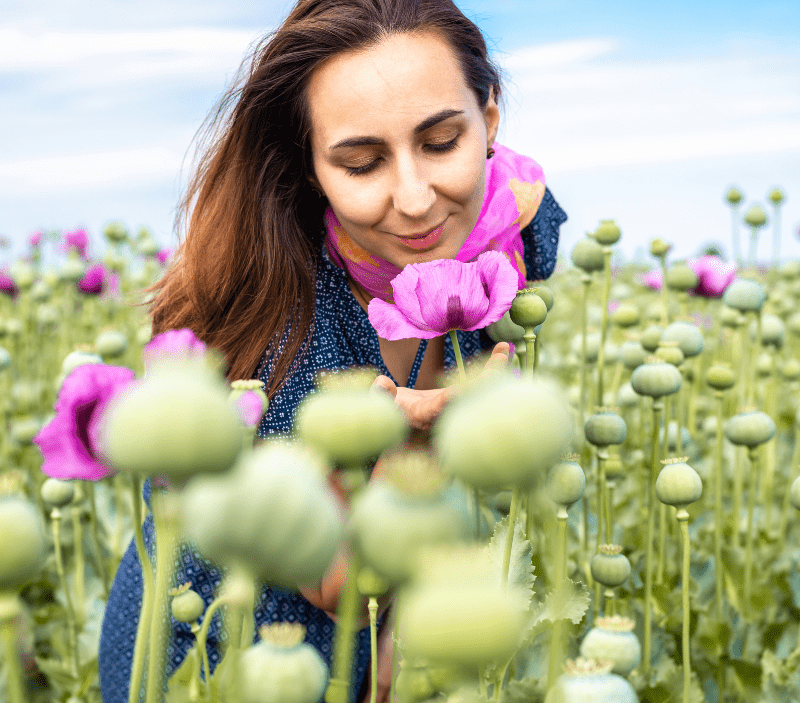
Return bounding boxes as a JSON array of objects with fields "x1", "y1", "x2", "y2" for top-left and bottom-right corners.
[{"x1": 521, "y1": 186, "x2": 567, "y2": 281}]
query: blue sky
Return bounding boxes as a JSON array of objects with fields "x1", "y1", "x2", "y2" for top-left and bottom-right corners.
[{"x1": 1, "y1": 0, "x2": 798, "y2": 266}]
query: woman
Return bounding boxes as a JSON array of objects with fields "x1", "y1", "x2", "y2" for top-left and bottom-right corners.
[{"x1": 98, "y1": 1, "x2": 567, "y2": 701}]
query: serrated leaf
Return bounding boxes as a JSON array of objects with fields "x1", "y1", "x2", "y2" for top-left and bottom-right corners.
[
  {"x1": 485, "y1": 516, "x2": 535, "y2": 602},
  {"x1": 501, "y1": 675, "x2": 545, "y2": 703},
  {"x1": 535, "y1": 579, "x2": 590, "y2": 626}
]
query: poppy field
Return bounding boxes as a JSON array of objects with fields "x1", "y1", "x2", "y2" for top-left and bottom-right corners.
[{"x1": 2, "y1": 197, "x2": 800, "y2": 703}]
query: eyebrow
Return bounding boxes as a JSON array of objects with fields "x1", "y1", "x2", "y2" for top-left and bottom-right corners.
[{"x1": 328, "y1": 108, "x2": 465, "y2": 151}]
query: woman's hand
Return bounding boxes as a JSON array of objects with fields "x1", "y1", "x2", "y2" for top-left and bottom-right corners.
[{"x1": 371, "y1": 341, "x2": 510, "y2": 431}]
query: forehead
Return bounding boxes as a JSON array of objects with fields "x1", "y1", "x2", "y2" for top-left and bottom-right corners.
[{"x1": 306, "y1": 31, "x2": 476, "y2": 145}]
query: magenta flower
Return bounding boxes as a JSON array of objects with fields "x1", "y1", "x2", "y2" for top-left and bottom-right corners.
[
  {"x1": 34, "y1": 364, "x2": 136, "y2": 481},
  {"x1": 0, "y1": 270, "x2": 17, "y2": 297},
  {"x1": 62, "y1": 228, "x2": 89, "y2": 259},
  {"x1": 143, "y1": 328, "x2": 207, "y2": 372},
  {"x1": 235, "y1": 391, "x2": 267, "y2": 428},
  {"x1": 156, "y1": 248, "x2": 174, "y2": 264},
  {"x1": 368, "y1": 251, "x2": 519, "y2": 341},
  {"x1": 77, "y1": 264, "x2": 107, "y2": 295},
  {"x1": 29, "y1": 231, "x2": 42, "y2": 248}
]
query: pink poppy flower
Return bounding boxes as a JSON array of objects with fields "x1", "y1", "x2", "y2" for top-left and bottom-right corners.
[
  {"x1": 639, "y1": 255, "x2": 736, "y2": 298},
  {"x1": 62, "y1": 228, "x2": 89, "y2": 259},
  {"x1": 368, "y1": 251, "x2": 519, "y2": 341},
  {"x1": 235, "y1": 391, "x2": 267, "y2": 428},
  {"x1": 143, "y1": 328, "x2": 207, "y2": 372},
  {"x1": 77, "y1": 264, "x2": 107, "y2": 295},
  {"x1": 156, "y1": 249, "x2": 174, "y2": 264},
  {"x1": 0, "y1": 270, "x2": 17, "y2": 297},
  {"x1": 29, "y1": 231, "x2": 42, "y2": 248},
  {"x1": 33, "y1": 364, "x2": 136, "y2": 481}
]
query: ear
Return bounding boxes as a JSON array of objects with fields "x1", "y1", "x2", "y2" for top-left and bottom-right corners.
[{"x1": 483, "y1": 86, "x2": 500, "y2": 149}]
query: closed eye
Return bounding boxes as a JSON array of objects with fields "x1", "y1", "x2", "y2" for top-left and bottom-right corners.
[{"x1": 345, "y1": 136, "x2": 460, "y2": 177}]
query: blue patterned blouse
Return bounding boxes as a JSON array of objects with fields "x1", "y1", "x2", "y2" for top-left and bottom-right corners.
[{"x1": 98, "y1": 187, "x2": 566, "y2": 703}]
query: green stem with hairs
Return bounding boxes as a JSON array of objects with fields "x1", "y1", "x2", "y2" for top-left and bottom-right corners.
[
  {"x1": 71, "y1": 485, "x2": 86, "y2": 627},
  {"x1": 714, "y1": 392, "x2": 725, "y2": 621},
  {"x1": 390, "y1": 600, "x2": 400, "y2": 703},
  {"x1": 660, "y1": 255, "x2": 668, "y2": 324},
  {"x1": 548, "y1": 509, "x2": 569, "y2": 689},
  {"x1": 129, "y1": 478, "x2": 155, "y2": 703},
  {"x1": 778, "y1": 427, "x2": 800, "y2": 553},
  {"x1": 85, "y1": 481, "x2": 110, "y2": 597},
  {"x1": 679, "y1": 513, "x2": 692, "y2": 703},
  {"x1": 524, "y1": 329, "x2": 537, "y2": 377},
  {"x1": 580, "y1": 274, "x2": 591, "y2": 423},
  {"x1": 643, "y1": 398, "x2": 663, "y2": 678},
  {"x1": 196, "y1": 596, "x2": 228, "y2": 692},
  {"x1": 0, "y1": 596, "x2": 26, "y2": 703},
  {"x1": 596, "y1": 247, "x2": 613, "y2": 405},
  {"x1": 369, "y1": 597, "x2": 378, "y2": 703},
  {"x1": 744, "y1": 447, "x2": 760, "y2": 618},
  {"x1": 501, "y1": 488, "x2": 521, "y2": 591},
  {"x1": 449, "y1": 330, "x2": 465, "y2": 380},
  {"x1": 51, "y1": 509, "x2": 80, "y2": 678}
]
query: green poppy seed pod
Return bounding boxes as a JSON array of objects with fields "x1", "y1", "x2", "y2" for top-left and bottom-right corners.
[
  {"x1": 631, "y1": 360, "x2": 682, "y2": 398},
  {"x1": 655, "y1": 460, "x2": 702, "y2": 509},
  {"x1": 781, "y1": 359, "x2": 800, "y2": 381},
  {"x1": 31, "y1": 281, "x2": 51, "y2": 303},
  {"x1": 509, "y1": 288, "x2": 548, "y2": 329},
  {"x1": 769, "y1": 188, "x2": 785, "y2": 205},
  {"x1": 103, "y1": 222, "x2": 128, "y2": 243},
  {"x1": 546, "y1": 459, "x2": 586, "y2": 508},
  {"x1": 744, "y1": 204, "x2": 768, "y2": 228},
  {"x1": 349, "y1": 480, "x2": 470, "y2": 585},
  {"x1": 100, "y1": 362, "x2": 243, "y2": 477},
  {"x1": 655, "y1": 342, "x2": 684, "y2": 367},
  {"x1": 170, "y1": 586, "x2": 205, "y2": 623},
  {"x1": 240, "y1": 624, "x2": 328, "y2": 703},
  {"x1": 756, "y1": 353, "x2": 772, "y2": 378},
  {"x1": 571, "y1": 331, "x2": 600, "y2": 364},
  {"x1": 4, "y1": 319, "x2": 22, "y2": 338},
  {"x1": 41, "y1": 478, "x2": 75, "y2": 508},
  {"x1": 62, "y1": 349, "x2": 104, "y2": 376},
  {"x1": 401, "y1": 579, "x2": 528, "y2": 669},
  {"x1": 546, "y1": 661, "x2": 638, "y2": 703},
  {"x1": 295, "y1": 386, "x2": 407, "y2": 466},
  {"x1": 620, "y1": 340, "x2": 647, "y2": 371},
  {"x1": 37, "y1": 305, "x2": 59, "y2": 328},
  {"x1": 724, "y1": 411, "x2": 776, "y2": 447},
  {"x1": 485, "y1": 311, "x2": 525, "y2": 344},
  {"x1": 579, "y1": 617, "x2": 641, "y2": 677},
  {"x1": 435, "y1": 374, "x2": 573, "y2": 491},
  {"x1": 0, "y1": 497, "x2": 47, "y2": 591},
  {"x1": 726, "y1": 187, "x2": 743, "y2": 205},
  {"x1": 640, "y1": 324, "x2": 664, "y2": 353},
  {"x1": 665, "y1": 263, "x2": 698, "y2": 292},
  {"x1": 604, "y1": 454, "x2": 624, "y2": 480},
  {"x1": 706, "y1": 364, "x2": 735, "y2": 390},
  {"x1": 10, "y1": 261, "x2": 36, "y2": 291},
  {"x1": 0, "y1": 347, "x2": 10, "y2": 370},
  {"x1": 649, "y1": 238, "x2": 671, "y2": 257},
  {"x1": 135, "y1": 325, "x2": 152, "y2": 347},
  {"x1": 532, "y1": 284, "x2": 555, "y2": 311},
  {"x1": 356, "y1": 566, "x2": 389, "y2": 598},
  {"x1": 60, "y1": 255, "x2": 86, "y2": 283},
  {"x1": 594, "y1": 220, "x2": 621, "y2": 246},
  {"x1": 749, "y1": 314, "x2": 785, "y2": 349},
  {"x1": 661, "y1": 321, "x2": 704, "y2": 358},
  {"x1": 395, "y1": 664, "x2": 435, "y2": 703},
  {"x1": 182, "y1": 444, "x2": 342, "y2": 587},
  {"x1": 95, "y1": 330, "x2": 128, "y2": 359},
  {"x1": 585, "y1": 412, "x2": 627, "y2": 447},
  {"x1": 616, "y1": 382, "x2": 639, "y2": 409},
  {"x1": 611, "y1": 304, "x2": 639, "y2": 328},
  {"x1": 723, "y1": 279, "x2": 766, "y2": 312},
  {"x1": 571, "y1": 237, "x2": 605, "y2": 273},
  {"x1": 11, "y1": 417, "x2": 41, "y2": 445},
  {"x1": 138, "y1": 237, "x2": 161, "y2": 257},
  {"x1": 791, "y1": 476, "x2": 800, "y2": 511},
  {"x1": 590, "y1": 546, "x2": 630, "y2": 588},
  {"x1": 721, "y1": 305, "x2": 744, "y2": 328}
]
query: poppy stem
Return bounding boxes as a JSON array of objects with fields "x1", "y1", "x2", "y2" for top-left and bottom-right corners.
[{"x1": 449, "y1": 330, "x2": 466, "y2": 382}]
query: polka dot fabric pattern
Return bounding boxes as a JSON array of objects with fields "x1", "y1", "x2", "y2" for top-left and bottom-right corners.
[{"x1": 98, "y1": 188, "x2": 565, "y2": 703}]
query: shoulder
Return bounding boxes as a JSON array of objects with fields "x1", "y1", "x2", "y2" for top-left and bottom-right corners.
[{"x1": 521, "y1": 186, "x2": 567, "y2": 281}]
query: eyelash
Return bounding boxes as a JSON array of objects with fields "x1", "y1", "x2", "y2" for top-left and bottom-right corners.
[{"x1": 345, "y1": 136, "x2": 460, "y2": 176}]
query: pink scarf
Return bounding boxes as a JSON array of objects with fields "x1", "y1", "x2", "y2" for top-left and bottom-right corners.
[{"x1": 324, "y1": 142, "x2": 546, "y2": 302}]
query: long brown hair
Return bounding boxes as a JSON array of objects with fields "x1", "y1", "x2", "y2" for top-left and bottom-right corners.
[{"x1": 144, "y1": 0, "x2": 503, "y2": 397}]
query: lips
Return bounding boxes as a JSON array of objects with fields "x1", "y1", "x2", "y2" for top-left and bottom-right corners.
[{"x1": 398, "y1": 222, "x2": 446, "y2": 251}]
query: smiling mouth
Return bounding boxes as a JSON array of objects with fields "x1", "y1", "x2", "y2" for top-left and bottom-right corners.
[{"x1": 397, "y1": 222, "x2": 446, "y2": 250}]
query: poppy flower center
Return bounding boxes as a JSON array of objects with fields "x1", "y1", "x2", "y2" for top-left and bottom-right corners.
[{"x1": 74, "y1": 399, "x2": 99, "y2": 461}]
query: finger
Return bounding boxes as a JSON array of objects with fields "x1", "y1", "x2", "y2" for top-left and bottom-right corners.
[
  {"x1": 371, "y1": 374, "x2": 398, "y2": 399},
  {"x1": 485, "y1": 342, "x2": 511, "y2": 372}
]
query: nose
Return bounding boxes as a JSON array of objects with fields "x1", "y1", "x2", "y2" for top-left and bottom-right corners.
[{"x1": 391, "y1": 157, "x2": 435, "y2": 219}]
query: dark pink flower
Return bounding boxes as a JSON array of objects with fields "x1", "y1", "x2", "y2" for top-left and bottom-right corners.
[
  {"x1": 143, "y1": 328, "x2": 207, "y2": 372},
  {"x1": 235, "y1": 391, "x2": 267, "y2": 428},
  {"x1": 77, "y1": 264, "x2": 107, "y2": 295},
  {"x1": 368, "y1": 251, "x2": 519, "y2": 340},
  {"x1": 34, "y1": 364, "x2": 136, "y2": 481},
  {"x1": 29, "y1": 231, "x2": 42, "y2": 248},
  {"x1": 62, "y1": 228, "x2": 89, "y2": 259},
  {"x1": 156, "y1": 249, "x2": 174, "y2": 264},
  {"x1": 0, "y1": 270, "x2": 17, "y2": 297},
  {"x1": 640, "y1": 255, "x2": 737, "y2": 298}
]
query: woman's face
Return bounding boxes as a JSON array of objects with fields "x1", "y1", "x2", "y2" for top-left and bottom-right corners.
[{"x1": 307, "y1": 30, "x2": 500, "y2": 269}]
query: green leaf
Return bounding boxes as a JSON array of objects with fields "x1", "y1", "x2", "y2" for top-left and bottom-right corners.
[
  {"x1": 485, "y1": 516, "x2": 535, "y2": 603},
  {"x1": 730, "y1": 657, "x2": 762, "y2": 702},
  {"x1": 501, "y1": 675, "x2": 545, "y2": 703}
]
